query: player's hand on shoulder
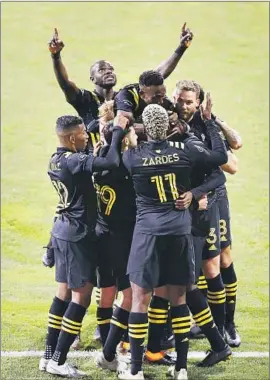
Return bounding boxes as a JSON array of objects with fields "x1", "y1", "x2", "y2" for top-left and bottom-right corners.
[
  {"x1": 198, "y1": 194, "x2": 208, "y2": 210},
  {"x1": 113, "y1": 113, "x2": 129, "y2": 130},
  {"x1": 48, "y1": 27, "x2": 65, "y2": 55},
  {"x1": 175, "y1": 191, "x2": 193, "y2": 210},
  {"x1": 200, "y1": 92, "x2": 212, "y2": 121},
  {"x1": 180, "y1": 22, "x2": 194, "y2": 48}
]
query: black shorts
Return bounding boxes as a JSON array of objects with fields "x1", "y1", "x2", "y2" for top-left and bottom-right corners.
[
  {"x1": 127, "y1": 229, "x2": 195, "y2": 289},
  {"x1": 202, "y1": 191, "x2": 232, "y2": 260},
  {"x1": 218, "y1": 192, "x2": 232, "y2": 250},
  {"x1": 96, "y1": 223, "x2": 134, "y2": 291},
  {"x1": 52, "y1": 235, "x2": 97, "y2": 289}
]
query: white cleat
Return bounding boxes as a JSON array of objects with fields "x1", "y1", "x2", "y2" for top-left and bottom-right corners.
[
  {"x1": 39, "y1": 357, "x2": 49, "y2": 371},
  {"x1": 46, "y1": 359, "x2": 87, "y2": 377},
  {"x1": 118, "y1": 369, "x2": 145, "y2": 380},
  {"x1": 95, "y1": 352, "x2": 127, "y2": 372},
  {"x1": 168, "y1": 366, "x2": 188, "y2": 380}
]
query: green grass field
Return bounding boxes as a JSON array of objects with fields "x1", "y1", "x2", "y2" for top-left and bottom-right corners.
[{"x1": 1, "y1": 2, "x2": 269, "y2": 379}]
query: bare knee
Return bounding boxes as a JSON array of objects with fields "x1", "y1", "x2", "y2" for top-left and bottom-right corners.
[
  {"x1": 72, "y1": 282, "x2": 94, "y2": 309},
  {"x1": 220, "y1": 246, "x2": 232, "y2": 268},
  {"x1": 203, "y1": 255, "x2": 220, "y2": 279},
  {"x1": 167, "y1": 285, "x2": 186, "y2": 306},
  {"x1": 99, "y1": 286, "x2": 117, "y2": 308},
  {"x1": 153, "y1": 286, "x2": 168, "y2": 300},
  {"x1": 56, "y1": 282, "x2": 70, "y2": 301},
  {"x1": 120, "y1": 287, "x2": 132, "y2": 311},
  {"x1": 131, "y1": 282, "x2": 152, "y2": 313}
]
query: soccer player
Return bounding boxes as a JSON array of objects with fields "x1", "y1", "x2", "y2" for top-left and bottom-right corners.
[
  {"x1": 48, "y1": 24, "x2": 193, "y2": 148},
  {"x1": 172, "y1": 80, "x2": 241, "y2": 344},
  {"x1": 39, "y1": 115, "x2": 127, "y2": 377},
  {"x1": 118, "y1": 104, "x2": 228, "y2": 380},
  {"x1": 93, "y1": 114, "x2": 138, "y2": 371}
]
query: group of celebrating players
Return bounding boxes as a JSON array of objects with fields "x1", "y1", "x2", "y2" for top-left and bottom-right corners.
[{"x1": 39, "y1": 24, "x2": 243, "y2": 379}]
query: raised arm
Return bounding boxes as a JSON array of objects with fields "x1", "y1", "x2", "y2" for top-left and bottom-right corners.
[
  {"x1": 48, "y1": 28, "x2": 80, "y2": 104},
  {"x1": 155, "y1": 23, "x2": 193, "y2": 80},
  {"x1": 215, "y1": 117, "x2": 243, "y2": 150}
]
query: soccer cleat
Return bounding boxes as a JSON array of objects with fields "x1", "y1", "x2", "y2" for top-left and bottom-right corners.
[
  {"x1": 119, "y1": 340, "x2": 131, "y2": 354},
  {"x1": 46, "y1": 360, "x2": 87, "y2": 377},
  {"x1": 93, "y1": 325, "x2": 101, "y2": 342},
  {"x1": 196, "y1": 344, "x2": 232, "y2": 367},
  {"x1": 95, "y1": 352, "x2": 127, "y2": 372},
  {"x1": 168, "y1": 366, "x2": 188, "y2": 380},
  {"x1": 225, "y1": 323, "x2": 241, "y2": 347},
  {"x1": 118, "y1": 369, "x2": 145, "y2": 380},
  {"x1": 189, "y1": 324, "x2": 205, "y2": 339},
  {"x1": 39, "y1": 357, "x2": 49, "y2": 371},
  {"x1": 144, "y1": 351, "x2": 176, "y2": 365},
  {"x1": 71, "y1": 333, "x2": 81, "y2": 350}
]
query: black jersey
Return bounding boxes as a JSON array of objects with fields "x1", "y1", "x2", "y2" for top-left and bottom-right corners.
[
  {"x1": 48, "y1": 148, "x2": 97, "y2": 242},
  {"x1": 68, "y1": 89, "x2": 118, "y2": 149},
  {"x1": 122, "y1": 120, "x2": 227, "y2": 236},
  {"x1": 48, "y1": 127, "x2": 125, "y2": 242},
  {"x1": 93, "y1": 147, "x2": 136, "y2": 230},
  {"x1": 114, "y1": 83, "x2": 174, "y2": 122}
]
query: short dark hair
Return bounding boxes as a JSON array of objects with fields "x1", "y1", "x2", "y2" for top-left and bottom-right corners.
[
  {"x1": 139, "y1": 70, "x2": 164, "y2": 87},
  {"x1": 90, "y1": 60, "x2": 106, "y2": 77},
  {"x1": 56, "y1": 115, "x2": 83, "y2": 133}
]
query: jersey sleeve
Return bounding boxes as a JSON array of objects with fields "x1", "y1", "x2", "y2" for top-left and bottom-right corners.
[
  {"x1": 186, "y1": 120, "x2": 228, "y2": 168},
  {"x1": 191, "y1": 168, "x2": 226, "y2": 200},
  {"x1": 115, "y1": 87, "x2": 138, "y2": 114},
  {"x1": 67, "y1": 88, "x2": 95, "y2": 113},
  {"x1": 66, "y1": 152, "x2": 95, "y2": 174}
]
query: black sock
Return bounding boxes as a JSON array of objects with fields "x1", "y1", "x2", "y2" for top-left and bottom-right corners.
[
  {"x1": 96, "y1": 307, "x2": 113, "y2": 347},
  {"x1": 187, "y1": 288, "x2": 226, "y2": 352},
  {"x1": 103, "y1": 307, "x2": 129, "y2": 362},
  {"x1": 52, "y1": 302, "x2": 86, "y2": 365},
  {"x1": 196, "y1": 270, "x2": 208, "y2": 298},
  {"x1": 221, "y1": 263, "x2": 237, "y2": 325},
  {"x1": 171, "y1": 304, "x2": 191, "y2": 371},
  {"x1": 43, "y1": 297, "x2": 69, "y2": 360},
  {"x1": 129, "y1": 312, "x2": 148, "y2": 375},
  {"x1": 122, "y1": 328, "x2": 129, "y2": 343},
  {"x1": 207, "y1": 274, "x2": 226, "y2": 334},
  {"x1": 146, "y1": 296, "x2": 169, "y2": 356}
]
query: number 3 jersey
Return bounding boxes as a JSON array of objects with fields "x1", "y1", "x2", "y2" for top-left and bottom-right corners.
[
  {"x1": 48, "y1": 147, "x2": 97, "y2": 242},
  {"x1": 93, "y1": 147, "x2": 136, "y2": 231},
  {"x1": 122, "y1": 125, "x2": 227, "y2": 236}
]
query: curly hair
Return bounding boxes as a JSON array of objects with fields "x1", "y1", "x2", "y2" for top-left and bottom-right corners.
[
  {"x1": 139, "y1": 70, "x2": 164, "y2": 87},
  {"x1": 142, "y1": 104, "x2": 169, "y2": 140},
  {"x1": 98, "y1": 100, "x2": 115, "y2": 122}
]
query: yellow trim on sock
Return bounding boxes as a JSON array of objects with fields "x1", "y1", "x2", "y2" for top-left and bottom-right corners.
[
  {"x1": 173, "y1": 327, "x2": 191, "y2": 334},
  {"x1": 128, "y1": 333, "x2": 146, "y2": 339},
  {"x1": 197, "y1": 316, "x2": 213, "y2": 327},
  {"x1": 61, "y1": 326, "x2": 80, "y2": 335},
  {"x1": 48, "y1": 323, "x2": 61, "y2": 330},
  {"x1": 148, "y1": 313, "x2": 168, "y2": 319},
  {"x1": 97, "y1": 319, "x2": 111, "y2": 325},
  {"x1": 48, "y1": 313, "x2": 63, "y2": 321},
  {"x1": 148, "y1": 307, "x2": 168, "y2": 314},
  {"x1": 207, "y1": 289, "x2": 226, "y2": 296},
  {"x1": 129, "y1": 323, "x2": 148, "y2": 328},
  {"x1": 192, "y1": 307, "x2": 210, "y2": 319},
  {"x1": 171, "y1": 316, "x2": 191, "y2": 323},
  {"x1": 63, "y1": 317, "x2": 82, "y2": 326},
  {"x1": 61, "y1": 321, "x2": 80, "y2": 333},
  {"x1": 148, "y1": 318, "x2": 167, "y2": 324},
  {"x1": 224, "y1": 282, "x2": 237, "y2": 288},
  {"x1": 207, "y1": 293, "x2": 226, "y2": 300},
  {"x1": 194, "y1": 312, "x2": 211, "y2": 323},
  {"x1": 208, "y1": 299, "x2": 226, "y2": 304},
  {"x1": 111, "y1": 320, "x2": 128, "y2": 330}
]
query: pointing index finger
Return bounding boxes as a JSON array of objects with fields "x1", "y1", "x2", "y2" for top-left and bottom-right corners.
[
  {"x1": 182, "y1": 22, "x2": 187, "y2": 33},
  {"x1": 54, "y1": 27, "x2": 59, "y2": 39}
]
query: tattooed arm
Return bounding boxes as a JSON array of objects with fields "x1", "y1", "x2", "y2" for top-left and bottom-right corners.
[{"x1": 215, "y1": 117, "x2": 243, "y2": 150}]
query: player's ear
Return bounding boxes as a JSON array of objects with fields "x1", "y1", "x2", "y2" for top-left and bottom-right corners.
[
  {"x1": 196, "y1": 98, "x2": 200, "y2": 108},
  {"x1": 69, "y1": 134, "x2": 76, "y2": 144},
  {"x1": 123, "y1": 136, "x2": 129, "y2": 147},
  {"x1": 90, "y1": 75, "x2": 95, "y2": 83}
]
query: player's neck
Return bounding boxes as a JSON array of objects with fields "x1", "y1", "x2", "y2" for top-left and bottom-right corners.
[
  {"x1": 58, "y1": 142, "x2": 76, "y2": 152},
  {"x1": 94, "y1": 86, "x2": 115, "y2": 101}
]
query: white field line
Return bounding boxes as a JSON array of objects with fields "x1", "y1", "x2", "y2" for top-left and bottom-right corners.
[{"x1": 1, "y1": 350, "x2": 269, "y2": 359}]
